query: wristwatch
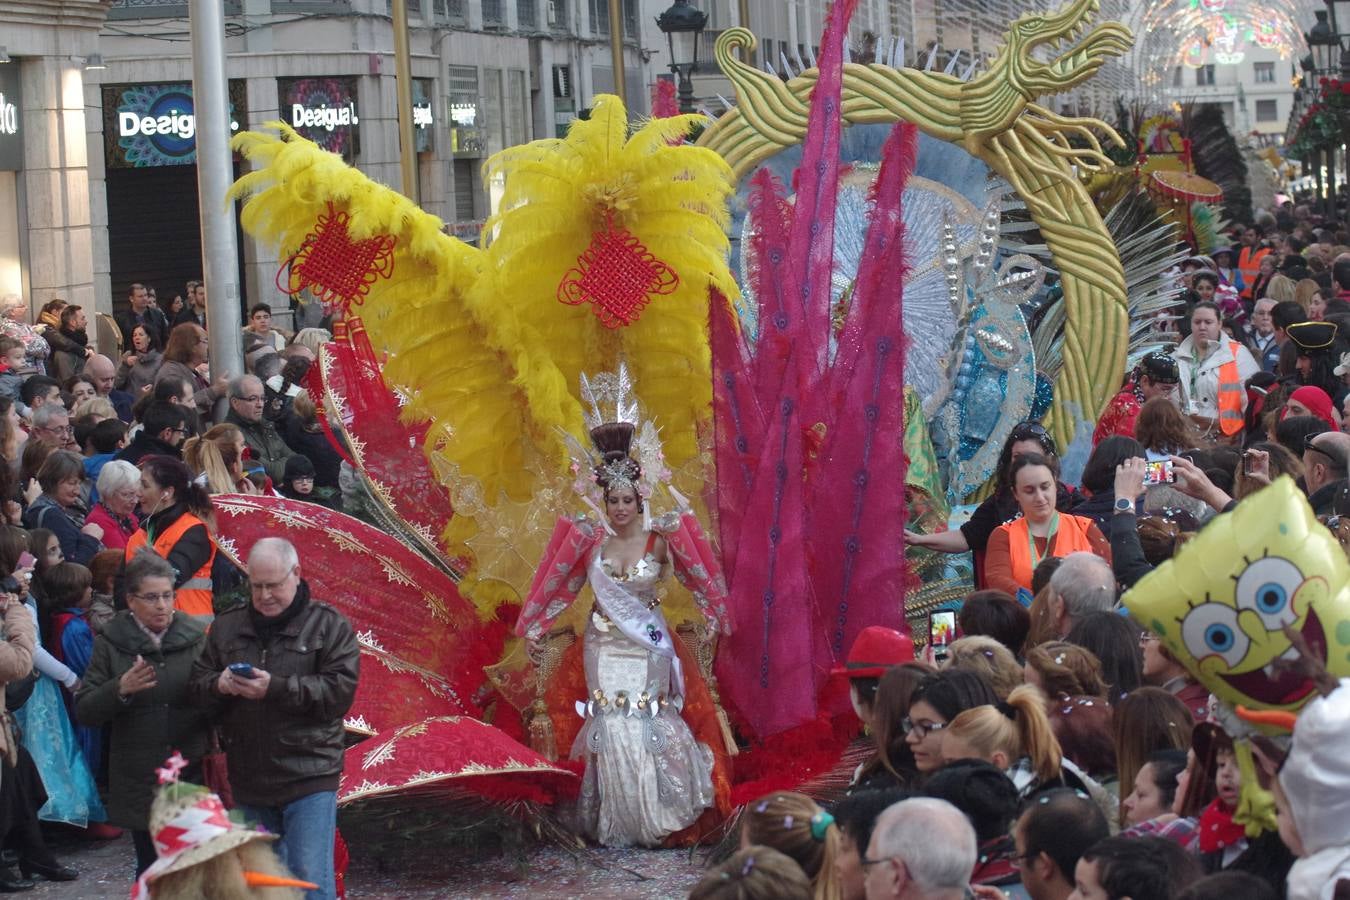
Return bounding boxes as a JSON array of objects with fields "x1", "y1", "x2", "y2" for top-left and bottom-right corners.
[{"x1": 1113, "y1": 497, "x2": 1135, "y2": 515}]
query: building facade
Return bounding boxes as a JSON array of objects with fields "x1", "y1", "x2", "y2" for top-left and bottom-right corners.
[{"x1": 0, "y1": 0, "x2": 107, "y2": 314}]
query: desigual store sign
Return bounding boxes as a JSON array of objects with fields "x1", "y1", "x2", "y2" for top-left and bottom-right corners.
[
  {"x1": 0, "y1": 65, "x2": 21, "y2": 173},
  {"x1": 278, "y1": 77, "x2": 360, "y2": 161},
  {"x1": 101, "y1": 81, "x2": 247, "y2": 167}
]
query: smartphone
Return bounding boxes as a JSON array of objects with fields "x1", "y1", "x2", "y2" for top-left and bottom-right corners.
[
  {"x1": 929, "y1": 611, "x2": 956, "y2": 659},
  {"x1": 17, "y1": 552, "x2": 34, "y2": 570},
  {"x1": 1243, "y1": 452, "x2": 1256, "y2": 476},
  {"x1": 1143, "y1": 460, "x2": 1176, "y2": 485},
  {"x1": 228, "y1": 662, "x2": 257, "y2": 679}
]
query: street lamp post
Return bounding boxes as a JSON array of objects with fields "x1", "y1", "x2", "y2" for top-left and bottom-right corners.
[{"x1": 656, "y1": 0, "x2": 707, "y2": 115}]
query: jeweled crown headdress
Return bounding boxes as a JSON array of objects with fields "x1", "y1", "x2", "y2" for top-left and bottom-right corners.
[{"x1": 565, "y1": 361, "x2": 671, "y2": 530}]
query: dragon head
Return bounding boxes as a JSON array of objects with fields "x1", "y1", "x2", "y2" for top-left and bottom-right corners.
[
  {"x1": 963, "y1": 0, "x2": 1132, "y2": 138},
  {"x1": 1005, "y1": 0, "x2": 1133, "y2": 93}
]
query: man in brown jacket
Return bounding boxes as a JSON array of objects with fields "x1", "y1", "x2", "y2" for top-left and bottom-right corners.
[{"x1": 190, "y1": 537, "x2": 357, "y2": 900}]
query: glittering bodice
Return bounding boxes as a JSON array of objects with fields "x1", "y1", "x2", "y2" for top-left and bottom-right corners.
[{"x1": 598, "y1": 548, "x2": 665, "y2": 601}]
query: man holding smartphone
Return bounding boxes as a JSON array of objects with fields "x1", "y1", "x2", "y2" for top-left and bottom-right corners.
[{"x1": 190, "y1": 538, "x2": 358, "y2": 900}]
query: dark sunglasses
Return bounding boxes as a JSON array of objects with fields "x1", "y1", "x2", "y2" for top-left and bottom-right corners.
[{"x1": 1010, "y1": 421, "x2": 1056, "y2": 454}]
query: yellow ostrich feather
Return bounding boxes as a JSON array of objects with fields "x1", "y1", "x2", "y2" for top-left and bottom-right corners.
[
  {"x1": 229, "y1": 98, "x2": 736, "y2": 612},
  {"x1": 480, "y1": 94, "x2": 738, "y2": 470}
]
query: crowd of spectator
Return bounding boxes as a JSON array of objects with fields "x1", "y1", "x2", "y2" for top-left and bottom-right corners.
[{"x1": 0, "y1": 283, "x2": 355, "y2": 899}]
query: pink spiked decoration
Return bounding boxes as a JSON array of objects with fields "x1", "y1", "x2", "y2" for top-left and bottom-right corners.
[{"x1": 711, "y1": 0, "x2": 912, "y2": 740}]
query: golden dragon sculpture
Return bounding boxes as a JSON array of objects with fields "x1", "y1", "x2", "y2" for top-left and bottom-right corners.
[{"x1": 697, "y1": 0, "x2": 1135, "y2": 448}]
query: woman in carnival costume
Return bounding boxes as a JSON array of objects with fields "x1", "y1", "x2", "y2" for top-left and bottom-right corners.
[{"x1": 515, "y1": 366, "x2": 730, "y2": 847}]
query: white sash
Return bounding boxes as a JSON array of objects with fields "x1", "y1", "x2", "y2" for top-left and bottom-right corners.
[{"x1": 587, "y1": 552, "x2": 684, "y2": 698}]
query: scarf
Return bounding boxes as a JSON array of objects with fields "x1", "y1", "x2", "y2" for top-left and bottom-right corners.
[
  {"x1": 133, "y1": 611, "x2": 173, "y2": 650},
  {"x1": 249, "y1": 579, "x2": 311, "y2": 645},
  {"x1": 1197, "y1": 798, "x2": 1246, "y2": 853}
]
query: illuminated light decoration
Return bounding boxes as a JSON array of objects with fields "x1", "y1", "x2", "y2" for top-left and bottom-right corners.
[{"x1": 1126, "y1": 0, "x2": 1306, "y2": 81}]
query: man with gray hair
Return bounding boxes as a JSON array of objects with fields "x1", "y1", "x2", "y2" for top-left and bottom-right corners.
[
  {"x1": 30, "y1": 403, "x2": 77, "y2": 452},
  {"x1": 190, "y1": 537, "x2": 358, "y2": 899},
  {"x1": 225, "y1": 374, "x2": 295, "y2": 482},
  {"x1": 1048, "y1": 551, "x2": 1117, "y2": 638},
  {"x1": 864, "y1": 797, "x2": 976, "y2": 900}
]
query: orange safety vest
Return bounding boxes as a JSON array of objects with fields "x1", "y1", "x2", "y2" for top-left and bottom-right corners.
[
  {"x1": 1237, "y1": 246, "x2": 1269, "y2": 299},
  {"x1": 125, "y1": 513, "x2": 216, "y2": 618},
  {"x1": 1215, "y1": 340, "x2": 1245, "y2": 436},
  {"x1": 1003, "y1": 513, "x2": 1097, "y2": 593}
]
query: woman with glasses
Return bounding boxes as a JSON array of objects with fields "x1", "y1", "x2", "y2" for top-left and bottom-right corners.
[
  {"x1": 904, "y1": 422, "x2": 1078, "y2": 587},
  {"x1": 21, "y1": 451, "x2": 103, "y2": 566},
  {"x1": 76, "y1": 549, "x2": 209, "y2": 877},
  {"x1": 125, "y1": 456, "x2": 217, "y2": 620},
  {"x1": 904, "y1": 669, "x2": 998, "y2": 775}
]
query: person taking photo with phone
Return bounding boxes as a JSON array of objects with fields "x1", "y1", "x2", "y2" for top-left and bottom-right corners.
[{"x1": 189, "y1": 537, "x2": 358, "y2": 900}]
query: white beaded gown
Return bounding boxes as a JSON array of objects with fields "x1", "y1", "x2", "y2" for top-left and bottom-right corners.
[{"x1": 568, "y1": 541, "x2": 715, "y2": 847}]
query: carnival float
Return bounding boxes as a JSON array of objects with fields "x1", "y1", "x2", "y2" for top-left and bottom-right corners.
[{"x1": 205, "y1": 0, "x2": 1322, "y2": 850}]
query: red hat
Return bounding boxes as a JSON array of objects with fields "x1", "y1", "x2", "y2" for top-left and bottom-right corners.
[{"x1": 831, "y1": 626, "x2": 914, "y2": 679}]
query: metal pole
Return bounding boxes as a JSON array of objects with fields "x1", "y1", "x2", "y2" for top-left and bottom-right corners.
[
  {"x1": 608, "y1": 0, "x2": 627, "y2": 108},
  {"x1": 392, "y1": 0, "x2": 419, "y2": 204},
  {"x1": 738, "y1": 0, "x2": 750, "y2": 31},
  {"x1": 189, "y1": 0, "x2": 242, "y2": 416}
]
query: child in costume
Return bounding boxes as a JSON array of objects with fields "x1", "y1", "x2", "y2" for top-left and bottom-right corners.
[{"x1": 135, "y1": 753, "x2": 318, "y2": 900}]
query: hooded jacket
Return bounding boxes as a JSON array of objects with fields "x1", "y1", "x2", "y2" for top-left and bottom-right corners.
[{"x1": 1283, "y1": 680, "x2": 1350, "y2": 900}]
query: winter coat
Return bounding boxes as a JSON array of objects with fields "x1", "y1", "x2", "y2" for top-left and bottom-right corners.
[
  {"x1": 227, "y1": 410, "x2": 296, "y2": 484},
  {"x1": 75, "y1": 610, "x2": 208, "y2": 829},
  {"x1": 45, "y1": 327, "x2": 89, "y2": 384},
  {"x1": 153, "y1": 358, "x2": 218, "y2": 421},
  {"x1": 188, "y1": 582, "x2": 358, "y2": 807},
  {"x1": 114, "y1": 349, "x2": 162, "y2": 398},
  {"x1": 0, "y1": 600, "x2": 35, "y2": 761},
  {"x1": 23, "y1": 494, "x2": 101, "y2": 565}
]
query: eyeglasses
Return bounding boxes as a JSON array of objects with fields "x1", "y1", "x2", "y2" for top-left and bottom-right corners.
[
  {"x1": 39, "y1": 425, "x2": 73, "y2": 436},
  {"x1": 250, "y1": 567, "x2": 297, "y2": 594},
  {"x1": 132, "y1": 591, "x2": 175, "y2": 606},
  {"x1": 859, "y1": 855, "x2": 898, "y2": 870},
  {"x1": 233, "y1": 395, "x2": 264, "y2": 403},
  {"x1": 1010, "y1": 852, "x2": 1039, "y2": 869},
  {"x1": 901, "y1": 717, "x2": 948, "y2": 739}
]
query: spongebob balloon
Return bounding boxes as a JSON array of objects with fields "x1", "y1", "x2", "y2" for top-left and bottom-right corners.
[{"x1": 1123, "y1": 476, "x2": 1348, "y2": 727}]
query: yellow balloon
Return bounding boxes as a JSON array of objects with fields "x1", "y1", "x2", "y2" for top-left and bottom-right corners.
[{"x1": 1122, "y1": 477, "x2": 1348, "y2": 728}]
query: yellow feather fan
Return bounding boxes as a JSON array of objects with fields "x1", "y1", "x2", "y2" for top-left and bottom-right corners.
[{"x1": 229, "y1": 97, "x2": 736, "y2": 613}]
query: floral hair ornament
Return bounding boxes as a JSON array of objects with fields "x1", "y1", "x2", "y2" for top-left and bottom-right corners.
[
  {"x1": 561, "y1": 361, "x2": 676, "y2": 535},
  {"x1": 810, "y1": 810, "x2": 835, "y2": 841}
]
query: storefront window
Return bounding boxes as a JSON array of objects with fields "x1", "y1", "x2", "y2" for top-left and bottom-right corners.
[
  {"x1": 447, "y1": 65, "x2": 484, "y2": 159},
  {"x1": 101, "y1": 81, "x2": 246, "y2": 168},
  {"x1": 277, "y1": 76, "x2": 360, "y2": 162}
]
